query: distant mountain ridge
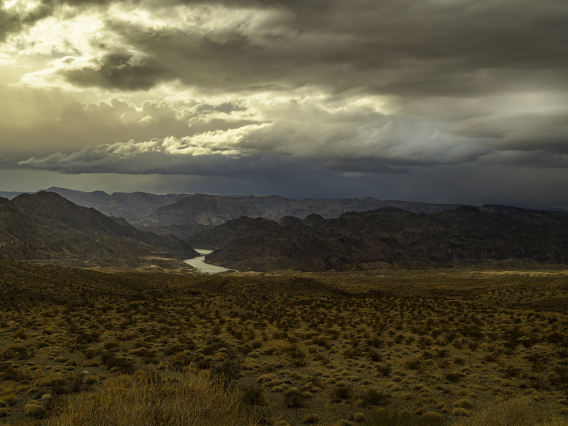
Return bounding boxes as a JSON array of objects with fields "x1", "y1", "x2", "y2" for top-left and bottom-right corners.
[
  {"x1": 145, "y1": 193, "x2": 465, "y2": 223},
  {"x1": 200, "y1": 206, "x2": 568, "y2": 272},
  {"x1": 0, "y1": 191, "x2": 30, "y2": 200},
  {"x1": 3, "y1": 187, "x2": 568, "y2": 273},
  {"x1": 3, "y1": 187, "x2": 568, "y2": 241},
  {"x1": 26, "y1": 189, "x2": 475, "y2": 239},
  {"x1": 42, "y1": 187, "x2": 182, "y2": 223},
  {"x1": 133, "y1": 193, "x2": 468, "y2": 238},
  {"x1": 143, "y1": 194, "x2": 265, "y2": 227},
  {"x1": 0, "y1": 192, "x2": 198, "y2": 271}
]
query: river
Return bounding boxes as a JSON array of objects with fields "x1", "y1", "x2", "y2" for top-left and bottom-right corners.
[{"x1": 184, "y1": 249, "x2": 235, "y2": 274}]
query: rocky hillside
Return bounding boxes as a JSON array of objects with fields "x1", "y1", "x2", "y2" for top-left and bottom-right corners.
[
  {"x1": 203, "y1": 206, "x2": 568, "y2": 271},
  {"x1": 3, "y1": 189, "x2": 469, "y2": 240},
  {"x1": 10, "y1": 188, "x2": 568, "y2": 242},
  {"x1": 0, "y1": 191, "x2": 27, "y2": 199},
  {"x1": 1, "y1": 192, "x2": 198, "y2": 271},
  {"x1": 186, "y1": 215, "x2": 323, "y2": 249},
  {"x1": 231, "y1": 195, "x2": 465, "y2": 219},
  {"x1": 141, "y1": 193, "x2": 265, "y2": 227},
  {"x1": 43, "y1": 187, "x2": 181, "y2": 223},
  {"x1": 147, "y1": 193, "x2": 466, "y2": 227},
  {"x1": 134, "y1": 194, "x2": 465, "y2": 238},
  {"x1": 138, "y1": 223, "x2": 213, "y2": 240}
]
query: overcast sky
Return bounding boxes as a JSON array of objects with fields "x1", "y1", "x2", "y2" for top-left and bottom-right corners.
[{"x1": 1, "y1": 0, "x2": 567, "y2": 207}]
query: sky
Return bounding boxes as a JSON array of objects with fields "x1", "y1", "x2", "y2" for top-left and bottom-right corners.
[{"x1": 0, "y1": 0, "x2": 567, "y2": 207}]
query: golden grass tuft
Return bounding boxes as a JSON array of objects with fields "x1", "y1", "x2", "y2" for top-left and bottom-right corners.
[
  {"x1": 353, "y1": 412, "x2": 366, "y2": 422},
  {"x1": 34, "y1": 373, "x2": 65, "y2": 387},
  {"x1": 82, "y1": 375, "x2": 99, "y2": 385},
  {"x1": 454, "y1": 398, "x2": 474, "y2": 408},
  {"x1": 422, "y1": 411, "x2": 444, "y2": 422},
  {"x1": 451, "y1": 397, "x2": 541, "y2": 426},
  {"x1": 23, "y1": 402, "x2": 46, "y2": 418},
  {"x1": 302, "y1": 413, "x2": 320, "y2": 424},
  {"x1": 47, "y1": 368, "x2": 252, "y2": 426},
  {"x1": 0, "y1": 394, "x2": 18, "y2": 406},
  {"x1": 452, "y1": 408, "x2": 471, "y2": 417},
  {"x1": 541, "y1": 419, "x2": 568, "y2": 426}
]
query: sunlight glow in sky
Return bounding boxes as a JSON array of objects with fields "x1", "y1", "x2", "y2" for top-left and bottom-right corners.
[{"x1": 0, "y1": 0, "x2": 567, "y2": 207}]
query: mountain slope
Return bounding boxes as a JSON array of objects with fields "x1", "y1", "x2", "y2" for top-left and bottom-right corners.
[
  {"x1": 141, "y1": 193, "x2": 265, "y2": 227},
  {"x1": 187, "y1": 217, "x2": 283, "y2": 249},
  {"x1": 231, "y1": 195, "x2": 465, "y2": 219},
  {"x1": 203, "y1": 207, "x2": 568, "y2": 271},
  {"x1": 0, "y1": 191, "x2": 28, "y2": 200},
  {"x1": 19, "y1": 188, "x2": 568, "y2": 243},
  {"x1": 1, "y1": 192, "x2": 198, "y2": 271},
  {"x1": 43, "y1": 187, "x2": 181, "y2": 223},
  {"x1": 12, "y1": 192, "x2": 198, "y2": 260},
  {"x1": 205, "y1": 233, "x2": 383, "y2": 272},
  {"x1": 135, "y1": 194, "x2": 465, "y2": 238},
  {"x1": 0, "y1": 196, "x2": 65, "y2": 258}
]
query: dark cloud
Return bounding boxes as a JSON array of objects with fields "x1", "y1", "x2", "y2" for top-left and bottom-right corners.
[
  {"x1": 196, "y1": 102, "x2": 247, "y2": 114},
  {"x1": 444, "y1": 112, "x2": 568, "y2": 153},
  {"x1": 0, "y1": 0, "x2": 55, "y2": 42},
  {"x1": 318, "y1": 159, "x2": 408, "y2": 175},
  {"x1": 2, "y1": 0, "x2": 568, "y2": 207},
  {"x1": 14, "y1": 149, "x2": 568, "y2": 209},
  {"x1": 59, "y1": 52, "x2": 169, "y2": 91},
  {"x1": 56, "y1": 0, "x2": 567, "y2": 96},
  {"x1": 5, "y1": 1, "x2": 568, "y2": 96},
  {"x1": 18, "y1": 145, "x2": 326, "y2": 184}
]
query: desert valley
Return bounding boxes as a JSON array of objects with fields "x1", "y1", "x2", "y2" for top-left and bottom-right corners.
[
  {"x1": 1, "y1": 0, "x2": 567, "y2": 424},
  {"x1": 0, "y1": 190, "x2": 567, "y2": 426}
]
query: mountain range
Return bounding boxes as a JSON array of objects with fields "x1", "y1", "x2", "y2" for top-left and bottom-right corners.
[
  {"x1": 26, "y1": 188, "x2": 470, "y2": 238},
  {"x1": 3, "y1": 187, "x2": 568, "y2": 273},
  {"x1": 198, "y1": 206, "x2": 568, "y2": 272},
  {"x1": 0, "y1": 192, "x2": 198, "y2": 271},
  {"x1": 7, "y1": 187, "x2": 568, "y2": 240}
]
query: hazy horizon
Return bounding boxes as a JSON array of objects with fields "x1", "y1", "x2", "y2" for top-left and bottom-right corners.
[{"x1": 3, "y1": 185, "x2": 568, "y2": 212}]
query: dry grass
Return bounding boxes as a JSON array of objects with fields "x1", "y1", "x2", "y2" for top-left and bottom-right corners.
[
  {"x1": 46, "y1": 368, "x2": 250, "y2": 426},
  {"x1": 1, "y1": 260, "x2": 568, "y2": 425},
  {"x1": 450, "y1": 397, "x2": 568, "y2": 426}
]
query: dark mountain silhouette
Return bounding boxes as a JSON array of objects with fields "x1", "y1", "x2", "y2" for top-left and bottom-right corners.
[
  {"x1": 12, "y1": 192, "x2": 198, "y2": 259},
  {"x1": 1, "y1": 192, "x2": 198, "y2": 270},
  {"x1": 478, "y1": 205, "x2": 568, "y2": 237},
  {"x1": 206, "y1": 233, "x2": 380, "y2": 272},
  {"x1": 202, "y1": 206, "x2": 568, "y2": 271},
  {"x1": 138, "y1": 224, "x2": 213, "y2": 240},
  {"x1": 6, "y1": 187, "x2": 568, "y2": 243},
  {"x1": 110, "y1": 216, "x2": 135, "y2": 228},
  {"x1": 142, "y1": 193, "x2": 265, "y2": 227},
  {"x1": 42, "y1": 187, "x2": 181, "y2": 223},
  {"x1": 0, "y1": 191, "x2": 29, "y2": 200},
  {"x1": 134, "y1": 194, "x2": 466, "y2": 238},
  {"x1": 231, "y1": 195, "x2": 465, "y2": 218},
  {"x1": 187, "y1": 217, "x2": 282, "y2": 249},
  {"x1": 302, "y1": 213, "x2": 326, "y2": 227}
]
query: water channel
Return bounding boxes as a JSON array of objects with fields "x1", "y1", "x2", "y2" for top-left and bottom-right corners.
[{"x1": 184, "y1": 249, "x2": 235, "y2": 274}]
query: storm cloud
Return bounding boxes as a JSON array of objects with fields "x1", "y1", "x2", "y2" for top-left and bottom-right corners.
[{"x1": 0, "y1": 0, "x2": 567, "y2": 208}]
